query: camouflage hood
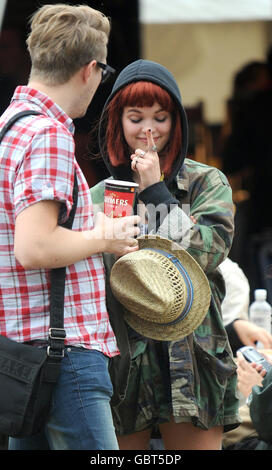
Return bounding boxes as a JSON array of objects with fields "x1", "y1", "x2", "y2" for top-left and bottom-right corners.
[{"x1": 98, "y1": 59, "x2": 188, "y2": 185}]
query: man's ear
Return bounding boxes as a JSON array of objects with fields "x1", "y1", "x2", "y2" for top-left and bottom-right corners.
[{"x1": 81, "y1": 60, "x2": 97, "y2": 84}]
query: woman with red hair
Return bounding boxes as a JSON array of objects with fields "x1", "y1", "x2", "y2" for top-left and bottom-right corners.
[
  {"x1": 104, "y1": 80, "x2": 181, "y2": 180},
  {"x1": 91, "y1": 60, "x2": 240, "y2": 450}
]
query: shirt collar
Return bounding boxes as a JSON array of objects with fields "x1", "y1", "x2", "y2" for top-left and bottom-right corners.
[
  {"x1": 12, "y1": 86, "x2": 75, "y2": 134},
  {"x1": 175, "y1": 163, "x2": 190, "y2": 193}
]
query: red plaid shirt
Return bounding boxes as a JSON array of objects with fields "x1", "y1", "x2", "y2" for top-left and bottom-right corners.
[{"x1": 0, "y1": 86, "x2": 119, "y2": 357}]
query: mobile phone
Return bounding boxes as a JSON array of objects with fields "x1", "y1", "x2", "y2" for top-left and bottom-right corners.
[{"x1": 238, "y1": 346, "x2": 272, "y2": 372}]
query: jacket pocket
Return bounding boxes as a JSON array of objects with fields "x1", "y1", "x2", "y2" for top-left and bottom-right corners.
[
  {"x1": 192, "y1": 335, "x2": 238, "y2": 429},
  {"x1": 194, "y1": 335, "x2": 237, "y2": 379}
]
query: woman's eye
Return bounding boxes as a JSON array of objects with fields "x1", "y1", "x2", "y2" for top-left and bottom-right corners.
[
  {"x1": 127, "y1": 114, "x2": 168, "y2": 123},
  {"x1": 155, "y1": 116, "x2": 167, "y2": 122}
]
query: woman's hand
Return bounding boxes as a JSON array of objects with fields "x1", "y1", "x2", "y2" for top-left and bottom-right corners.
[
  {"x1": 131, "y1": 128, "x2": 161, "y2": 191},
  {"x1": 236, "y1": 351, "x2": 267, "y2": 398}
]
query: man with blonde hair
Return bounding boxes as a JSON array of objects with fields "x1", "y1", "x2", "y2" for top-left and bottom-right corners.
[{"x1": 0, "y1": 4, "x2": 140, "y2": 450}]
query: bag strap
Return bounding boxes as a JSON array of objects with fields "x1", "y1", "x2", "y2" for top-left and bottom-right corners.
[
  {"x1": 0, "y1": 110, "x2": 42, "y2": 140},
  {"x1": 0, "y1": 110, "x2": 78, "y2": 357},
  {"x1": 48, "y1": 173, "x2": 78, "y2": 357}
]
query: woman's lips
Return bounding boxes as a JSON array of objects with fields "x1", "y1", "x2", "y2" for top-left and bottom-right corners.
[{"x1": 138, "y1": 137, "x2": 159, "y2": 145}]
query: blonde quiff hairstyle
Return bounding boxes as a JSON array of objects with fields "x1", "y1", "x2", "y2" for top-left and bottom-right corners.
[{"x1": 26, "y1": 3, "x2": 111, "y2": 85}]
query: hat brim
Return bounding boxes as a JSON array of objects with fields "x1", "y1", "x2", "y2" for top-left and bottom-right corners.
[{"x1": 114, "y1": 235, "x2": 211, "y2": 341}]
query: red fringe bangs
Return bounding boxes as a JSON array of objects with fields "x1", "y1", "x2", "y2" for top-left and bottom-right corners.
[{"x1": 117, "y1": 81, "x2": 174, "y2": 111}]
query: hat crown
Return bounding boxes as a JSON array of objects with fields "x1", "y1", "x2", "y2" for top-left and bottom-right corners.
[{"x1": 111, "y1": 248, "x2": 192, "y2": 325}]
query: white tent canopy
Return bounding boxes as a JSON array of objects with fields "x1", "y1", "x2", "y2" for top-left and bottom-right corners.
[
  {"x1": 0, "y1": 0, "x2": 7, "y2": 30},
  {"x1": 139, "y1": 0, "x2": 272, "y2": 23}
]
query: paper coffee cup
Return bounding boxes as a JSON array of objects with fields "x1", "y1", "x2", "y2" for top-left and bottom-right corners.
[{"x1": 104, "y1": 179, "x2": 139, "y2": 218}]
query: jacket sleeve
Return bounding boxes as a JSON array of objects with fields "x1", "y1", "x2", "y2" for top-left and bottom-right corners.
[
  {"x1": 225, "y1": 320, "x2": 245, "y2": 354},
  {"x1": 186, "y1": 171, "x2": 234, "y2": 273},
  {"x1": 89, "y1": 180, "x2": 105, "y2": 215},
  {"x1": 141, "y1": 168, "x2": 234, "y2": 275},
  {"x1": 250, "y1": 368, "x2": 272, "y2": 443}
]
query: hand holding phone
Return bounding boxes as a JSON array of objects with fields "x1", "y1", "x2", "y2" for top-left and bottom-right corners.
[{"x1": 238, "y1": 346, "x2": 272, "y2": 372}]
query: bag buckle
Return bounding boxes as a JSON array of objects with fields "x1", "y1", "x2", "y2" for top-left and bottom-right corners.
[
  {"x1": 49, "y1": 328, "x2": 66, "y2": 340},
  {"x1": 47, "y1": 328, "x2": 66, "y2": 358},
  {"x1": 47, "y1": 345, "x2": 65, "y2": 358}
]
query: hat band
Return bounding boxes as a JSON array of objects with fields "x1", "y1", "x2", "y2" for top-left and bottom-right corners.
[{"x1": 142, "y1": 248, "x2": 194, "y2": 326}]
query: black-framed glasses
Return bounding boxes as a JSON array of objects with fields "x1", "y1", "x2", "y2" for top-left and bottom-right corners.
[{"x1": 97, "y1": 61, "x2": 116, "y2": 83}]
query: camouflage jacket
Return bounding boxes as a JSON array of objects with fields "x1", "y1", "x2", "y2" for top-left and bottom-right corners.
[
  {"x1": 90, "y1": 158, "x2": 240, "y2": 429},
  {"x1": 250, "y1": 366, "x2": 272, "y2": 449}
]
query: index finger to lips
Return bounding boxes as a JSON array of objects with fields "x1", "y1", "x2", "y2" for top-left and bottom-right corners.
[{"x1": 146, "y1": 128, "x2": 157, "y2": 152}]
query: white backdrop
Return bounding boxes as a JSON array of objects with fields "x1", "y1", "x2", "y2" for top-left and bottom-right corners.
[
  {"x1": 140, "y1": 0, "x2": 272, "y2": 23},
  {"x1": 0, "y1": 0, "x2": 7, "y2": 30}
]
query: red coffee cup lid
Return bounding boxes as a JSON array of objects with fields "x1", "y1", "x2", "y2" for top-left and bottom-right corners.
[{"x1": 104, "y1": 179, "x2": 139, "y2": 188}]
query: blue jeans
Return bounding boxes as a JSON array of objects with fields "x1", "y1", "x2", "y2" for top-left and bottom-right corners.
[{"x1": 9, "y1": 348, "x2": 119, "y2": 450}]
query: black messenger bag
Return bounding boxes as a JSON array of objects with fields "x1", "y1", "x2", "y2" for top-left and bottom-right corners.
[{"x1": 0, "y1": 111, "x2": 78, "y2": 437}]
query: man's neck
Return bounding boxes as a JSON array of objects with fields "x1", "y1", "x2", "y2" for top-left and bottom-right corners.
[
  {"x1": 27, "y1": 80, "x2": 74, "y2": 117},
  {"x1": 27, "y1": 63, "x2": 97, "y2": 120}
]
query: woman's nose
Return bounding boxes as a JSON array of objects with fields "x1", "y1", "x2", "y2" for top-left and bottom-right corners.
[{"x1": 142, "y1": 124, "x2": 153, "y2": 133}]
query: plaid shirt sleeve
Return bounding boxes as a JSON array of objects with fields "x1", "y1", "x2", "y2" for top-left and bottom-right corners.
[{"x1": 13, "y1": 120, "x2": 75, "y2": 222}]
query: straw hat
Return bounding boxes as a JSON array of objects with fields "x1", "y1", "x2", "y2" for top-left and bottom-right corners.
[{"x1": 110, "y1": 235, "x2": 211, "y2": 341}]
